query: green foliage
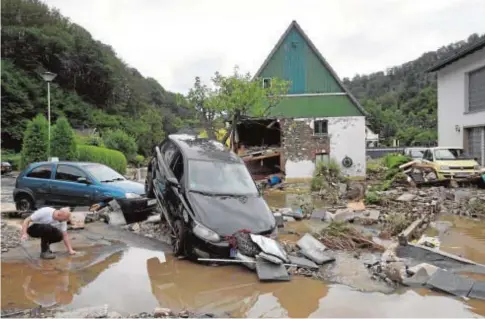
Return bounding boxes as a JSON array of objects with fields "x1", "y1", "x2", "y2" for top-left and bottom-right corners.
[
  {"x1": 50, "y1": 117, "x2": 77, "y2": 160},
  {"x1": 77, "y1": 145, "x2": 127, "y2": 174},
  {"x1": 382, "y1": 153, "x2": 411, "y2": 169},
  {"x1": 344, "y1": 34, "x2": 485, "y2": 145},
  {"x1": 187, "y1": 66, "x2": 290, "y2": 139},
  {"x1": 1, "y1": 0, "x2": 193, "y2": 152},
  {"x1": 364, "y1": 191, "x2": 381, "y2": 205},
  {"x1": 103, "y1": 129, "x2": 137, "y2": 161},
  {"x1": 20, "y1": 114, "x2": 48, "y2": 168},
  {"x1": 1, "y1": 149, "x2": 21, "y2": 170},
  {"x1": 134, "y1": 155, "x2": 145, "y2": 167},
  {"x1": 85, "y1": 133, "x2": 104, "y2": 147},
  {"x1": 310, "y1": 159, "x2": 342, "y2": 192}
]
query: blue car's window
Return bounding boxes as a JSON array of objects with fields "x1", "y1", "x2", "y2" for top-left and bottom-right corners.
[
  {"x1": 55, "y1": 165, "x2": 87, "y2": 182},
  {"x1": 26, "y1": 165, "x2": 52, "y2": 179}
]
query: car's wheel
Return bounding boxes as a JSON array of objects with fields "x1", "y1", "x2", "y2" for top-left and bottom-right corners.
[
  {"x1": 15, "y1": 194, "x2": 34, "y2": 214},
  {"x1": 145, "y1": 162, "x2": 155, "y2": 198},
  {"x1": 171, "y1": 219, "x2": 188, "y2": 256}
]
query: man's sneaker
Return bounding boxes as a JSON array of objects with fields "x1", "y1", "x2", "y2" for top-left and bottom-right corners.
[{"x1": 40, "y1": 251, "x2": 56, "y2": 259}]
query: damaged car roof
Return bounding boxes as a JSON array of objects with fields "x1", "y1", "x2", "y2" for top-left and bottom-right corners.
[{"x1": 169, "y1": 134, "x2": 242, "y2": 163}]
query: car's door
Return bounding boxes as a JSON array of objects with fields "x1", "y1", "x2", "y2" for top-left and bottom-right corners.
[
  {"x1": 22, "y1": 163, "x2": 54, "y2": 207},
  {"x1": 167, "y1": 150, "x2": 185, "y2": 218},
  {"x1": 153, "y1": 140, "x2": 179, "y2": 217},
  {"x1": 49, "y1": 164, "x2": 95, "y2": 207}
]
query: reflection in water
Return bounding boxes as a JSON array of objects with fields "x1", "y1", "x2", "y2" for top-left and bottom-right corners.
[
  {"x1": 1, "y1": 245, "x2": 123, "y2": 311},
  {"x1": 3, "y1": 224, "x2": 485, "y2": 317},
  {"x1": 145, "y1": 256, "x2": 327, "y2": 318},
  {"x1": 438, "y1": 215, "x2": 485, "y2": 265}
]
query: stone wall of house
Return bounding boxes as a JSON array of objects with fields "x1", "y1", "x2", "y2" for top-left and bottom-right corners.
[
  {"x1": 280, "y1": 119, "x2": 329, "y2": 161},
  {"x1": 280, "y1": 118, "x2": 329, "y2": 179},
  {"x1": 279, "y1": 116, "x2": 366, "y2": 178}
]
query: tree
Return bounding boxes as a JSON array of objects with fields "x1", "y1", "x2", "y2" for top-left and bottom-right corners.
[
  {"x1": 20, "y1": 114, "x2": 48, "y2": 167},
  {"x1": 103, "y1": 129, "x2": 138, "y2": 161},
  {"x1": 187, "y1": 66, "x2": 290, "y2": 139},
  {"x1": 50, "y1": 116, "x2": 77, "y2": 160}
]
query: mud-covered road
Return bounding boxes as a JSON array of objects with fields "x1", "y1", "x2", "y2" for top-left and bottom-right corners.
[{"x1": 2, "y1": 177, "x2": 485, "y2": 317}]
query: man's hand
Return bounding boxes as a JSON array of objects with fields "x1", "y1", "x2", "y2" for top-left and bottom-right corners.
[
  {"x1": 21, "y1": 233, "x2": 28, "y2": 241},
  {"x1": 68, "y1": 249, "x2": 77, "y2": 255}
]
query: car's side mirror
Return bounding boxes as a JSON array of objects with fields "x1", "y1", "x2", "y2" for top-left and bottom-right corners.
[
  {"x1": 77, "y1": 177, "x2": 90, "y2": 184},
  {"x1": 166, "y1": 176, "x2": 180, "y2": 187}
]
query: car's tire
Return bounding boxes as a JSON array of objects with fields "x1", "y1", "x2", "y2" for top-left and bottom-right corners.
[
  {"x1": 15, "y1": 194, "x2": 34, "y2": 214},
  {"x1": 172, "y1": 219, "x2": 189, "y2": 257},
  {"x1": 145, "y1": 162, "x2": 155, "y2": 198}
]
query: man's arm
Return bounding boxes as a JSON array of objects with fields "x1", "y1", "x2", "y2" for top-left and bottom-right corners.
[
  {"x1": 21, "y1": 217, "x2": 32, "y2": 240},
  {"x1": 62, "y1": 231, "x2": 76, "y2": 254}
]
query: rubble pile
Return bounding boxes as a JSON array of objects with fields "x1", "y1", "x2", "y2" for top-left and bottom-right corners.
[
  {"x1": 1, "y1": 221, "x2": 21, "y2": 252},
  {"x1": 1, "y1": 306, "x2": 223, "y2": 318}
]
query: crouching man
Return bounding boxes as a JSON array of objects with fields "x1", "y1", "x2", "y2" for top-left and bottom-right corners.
[{"x1": 20, "y1": 207, "x2": 77, "y2": 259}]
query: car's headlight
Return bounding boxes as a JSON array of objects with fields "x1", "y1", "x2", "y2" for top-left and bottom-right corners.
[
  {"x1": 125, "y1": 192, "x2": 141, "y2": 199},
  {"x1": 474, "y1": 165, "x2": 481, "y2": 171},
  {"x1": 193, "y1": 223, "x2": 221, "y2": 243},
  {"x1": 440, "y1": 166, "x2": 450, "y2": 171}
]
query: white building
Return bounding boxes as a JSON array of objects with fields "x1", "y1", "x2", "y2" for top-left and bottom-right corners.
[
  {"x1": 428, "y1": 38, "x2": 485, "y2": 166},
  {"x1": 365, "y1": 126, "x2": 379, "y2": 147}
]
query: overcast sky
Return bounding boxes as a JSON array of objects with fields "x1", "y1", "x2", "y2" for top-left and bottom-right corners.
[{"x1": 43, "y1": 0, "x2": 485, "y2": 94}]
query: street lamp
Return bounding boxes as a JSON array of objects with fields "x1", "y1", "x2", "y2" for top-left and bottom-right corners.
[{"x1": 41, "y1": 71, "x2": 57, "y2": 156}]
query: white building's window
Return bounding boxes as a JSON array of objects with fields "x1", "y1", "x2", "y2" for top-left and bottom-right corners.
[
  {"x1": 262, "y1": 78, "x2": 272, "y2": 89},
  {"x1": 315, "y1": 153, "x2": 329, "y2": 164},
  {"x1": 468, "y1": 66, "x2": 485, "y2": 113},
  {"x1": 314, "y1": 120, "x2": 328, "y2": 136}
]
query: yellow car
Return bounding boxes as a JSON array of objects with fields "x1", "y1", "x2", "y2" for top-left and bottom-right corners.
[{"x1": 421, "y1": 147, "x2": 482, "y2": 179}]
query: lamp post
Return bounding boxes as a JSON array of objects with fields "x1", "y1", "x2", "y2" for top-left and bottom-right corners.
[{"x1": 41, "y1": 71, "x2": 57, "y2": 156}]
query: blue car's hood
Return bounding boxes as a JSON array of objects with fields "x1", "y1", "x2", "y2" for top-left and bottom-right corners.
[{"x1": 100, "y1": 180, "x2": 145, "y2": 195}]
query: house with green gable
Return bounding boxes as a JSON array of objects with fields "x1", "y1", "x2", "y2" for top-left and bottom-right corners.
[{"x1": 253, "y1": 20, "x2": 367, "y2": 178}]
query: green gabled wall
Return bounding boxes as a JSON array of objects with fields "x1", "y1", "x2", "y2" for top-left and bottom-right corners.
[
  {"x1": 257, "y1": 21, "x2": 365, "y2": 118},
  {"x1": 267, "y1": 95, "x2": 362, "y2": 118}
]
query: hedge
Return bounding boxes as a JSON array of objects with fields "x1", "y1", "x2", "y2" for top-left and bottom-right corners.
[{"x1": 77, "y1": 145, "x2": 127, "y2": 175}]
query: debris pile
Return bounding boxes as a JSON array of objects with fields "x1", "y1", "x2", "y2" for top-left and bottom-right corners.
[
  {"x1": 314, "y1": 222, "x2": 384, "y2": 251},
  {"x1": 1, "y1": 221, "x2": 21, "y2": 252},
  {"x1": 1, "y1": 305, "x2": 224, "y2": 318}
]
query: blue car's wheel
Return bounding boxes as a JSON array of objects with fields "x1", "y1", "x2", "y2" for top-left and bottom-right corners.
[{"x1": 15, "y1": 194, "x2": 34, "y2": 213}]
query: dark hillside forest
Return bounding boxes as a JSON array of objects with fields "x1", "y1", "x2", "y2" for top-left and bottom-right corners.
[
  {"x1": 1, "y1": 0, "x2": 194, "y2": 155},
  {"x1": 2, "y1": 0, "x2": 484, "y2": 152},
  {"x1": 343, "y1": 33, "x2": 485, "y2": 146}
]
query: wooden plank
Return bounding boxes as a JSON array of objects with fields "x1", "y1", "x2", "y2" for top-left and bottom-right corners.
[{"x1": 243, "y1": 152, "x2": 280, "y2": 162}]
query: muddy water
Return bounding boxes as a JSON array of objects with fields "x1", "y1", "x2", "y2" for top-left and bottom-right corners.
[
  {"x1": 436, "y1": 215, "x2": 485, "y2": 265},
  {"x1": 2, "y1": 246, "x2": 485, "y2": 317},
  {"x1": 3, "y1": 192, "x2": 485, "y2": 317}
]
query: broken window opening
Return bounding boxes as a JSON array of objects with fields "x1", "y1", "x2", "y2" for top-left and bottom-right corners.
[
  {"x1": 262, "y1": 78, "x2": 272, "y2": 89},
  {"x1": 234, "y1": 118, "x2": 283, "y2": 181},
  {"x1": 314, "y1": 120, "x2": 328, "y2": 136},
  {"x1": 315, "y1": 153, "x2": 329, "y2": 165}
]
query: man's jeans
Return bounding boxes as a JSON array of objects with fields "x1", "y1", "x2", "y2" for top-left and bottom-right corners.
[{"x1": 27, "y1": 224, "x2": 63, "y2": 252}]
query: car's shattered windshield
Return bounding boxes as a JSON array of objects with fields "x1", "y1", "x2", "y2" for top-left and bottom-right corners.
[{"x1": 188, "y1": 160, "x2": 258, "y2": 195}]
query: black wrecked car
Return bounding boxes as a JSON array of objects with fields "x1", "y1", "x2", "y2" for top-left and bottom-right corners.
[{"x1": 145, "y1": 134, "x2": 277, "y2": 258}]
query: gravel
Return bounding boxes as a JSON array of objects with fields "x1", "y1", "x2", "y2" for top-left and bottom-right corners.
[{"x1": 1, "y1": 221, "x2": 21, "y2": 252}]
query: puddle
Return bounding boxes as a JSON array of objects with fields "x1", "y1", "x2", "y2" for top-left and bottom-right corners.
[
  {"x1": 3, "y1": 244, "x2": 485, "y2": 317},
  {"x1": 436, "y1": 215, "x2": 485, "y2": 265}
]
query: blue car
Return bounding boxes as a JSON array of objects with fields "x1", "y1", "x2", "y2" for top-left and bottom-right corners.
[{"x1": 14, "y1": 161, "x2": 156, "y2": 219}]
